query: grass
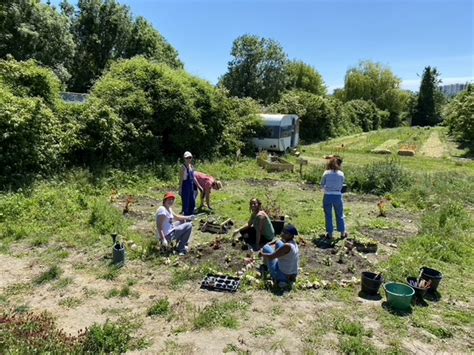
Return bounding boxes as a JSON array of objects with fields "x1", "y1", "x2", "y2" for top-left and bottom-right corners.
[
  {"x1": 0, "y1": 126, "x2": 472, "y2": 353},
  {"x1": 147, "y1": 298, "x2": 171, "y2": 317},
  {"x1": 193, "y1": 298, "x2": 250, "y2": 330}
]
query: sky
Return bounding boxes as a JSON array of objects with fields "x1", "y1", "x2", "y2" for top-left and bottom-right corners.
[{"x1": 50, "y1": 0, "x2": 473, "y2": 92}]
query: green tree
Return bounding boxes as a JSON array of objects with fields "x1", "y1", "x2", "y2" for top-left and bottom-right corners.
[
  {"x1": 272, "y1": 90, "x2": 346, "y2": 141},
  {"x1": 0, "y1": 0, "x2": 75, "y2": 82},
  {"x1": 340, "y1": 61, "x2": 404, "y2": 127},
  {"x1": 286, "y1": 60, "x2": 326, "y2": 96},
  {"x1": 412, "y1": 66, "x2": 443, "y2": 126},
  {"x1": 219, "y1": 34, "x2": 288, "y2": 105},
  {"x1": 124, "y1": 17, "x2": 182, "y2": 69},
  {"x1": 342, "y1": 99, "x2": 382, "y2": 132},
  {"x1": 444, "y1": 84, "x2": 474, "y2": 148},
  {"x1": 69, "y1": 0, "x2": 183, "y2": 92}
]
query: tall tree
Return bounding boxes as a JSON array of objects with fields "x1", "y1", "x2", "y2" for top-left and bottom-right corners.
[
  {"x1": 412, "y1": 66, "x2": 443, "y2": 126},
  {"x1": 0, "y1": 0, "x2": 75, "y2": 82},
  {"x1": 340, "y1": 61, "x2": 404, "y2": 127},
  {"x1": 443, "y1": 84, "x2": 473, "y2": 147},
  {"x1": 68, "y1": 0, "x2": 183, "y2": 92},
  {"x1": 219, "y1": 35, "x2": 288, "y2": 105},
  {"x1": 124, "y1": 17, "x2": 182, "y2": 69},
  {"x1": 286, "y1": 60, "x2": 326, "y2": 96}
]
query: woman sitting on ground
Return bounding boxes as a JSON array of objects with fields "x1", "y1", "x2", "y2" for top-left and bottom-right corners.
[
  {"x1": 194, "y1": 171, "x2": 223, "y2": 210},
  {"x1": 232, "y1": 198, "x2": 275, "y2": 250},
  {"x1": 156, "y1": 192, "x2": 195, "y2": 256},
  {"x1": 259, "y1": 224, "x2": 300, "y2": 288}
]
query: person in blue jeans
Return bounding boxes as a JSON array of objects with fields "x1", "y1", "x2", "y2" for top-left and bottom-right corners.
[
  {"x1": 259, "y1": 224, "x2": 300, "y2": 288},
  {"x1": 321, "y1": 156, "x2": 348, "y2": 240}
]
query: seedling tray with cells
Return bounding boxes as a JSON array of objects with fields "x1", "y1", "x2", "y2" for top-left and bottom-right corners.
[{"x1": 201, "y1": 274, "x2": 241, "y2": 293}]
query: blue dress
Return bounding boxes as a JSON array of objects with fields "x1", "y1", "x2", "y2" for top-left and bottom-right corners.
[{"x1": 181, "y1": 165, "x2": 196, "y2": 215}]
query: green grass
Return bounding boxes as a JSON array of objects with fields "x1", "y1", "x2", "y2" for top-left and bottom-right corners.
[
  {"x1": 34, "y1": 265, "x2": 63, "y2": 285},
  {"x1": 193, "y1": 299, "x2": 250, "y2": 330},
  {"x1": 147, "y1": 298, "x2": 171, "y2": 317}
]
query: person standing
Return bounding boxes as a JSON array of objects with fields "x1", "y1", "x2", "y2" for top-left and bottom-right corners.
[
  {"x1": 179, "y1": 151, "x2": 201, "y2": 215},
  {"x1": 321, "y1": 156, "x2": 348, "y2": 240},
  {"x1": 156, "y1": 192, "x2": 195, "y2": 255}
]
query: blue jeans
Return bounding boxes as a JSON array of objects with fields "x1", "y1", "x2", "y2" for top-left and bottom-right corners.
[
  {"x1": 323, "y1": 194, "x2": 345, "y2": 235},
  {"x1": 262, "y1": 241, "x2": 291, "y2": 283}
]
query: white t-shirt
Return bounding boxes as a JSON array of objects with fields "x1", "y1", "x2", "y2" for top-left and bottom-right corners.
[
  {"x1": 278, "y1": 241, "x2": 299, "y2": 275},
  {"x1": 156, "y1": 206, "x2": 174, "y2": 237}
]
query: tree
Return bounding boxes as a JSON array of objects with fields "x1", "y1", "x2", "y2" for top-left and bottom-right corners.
[
  {"x1": 444, "y1": 84, "x2": 474, "y2": 148},
  {"x1": 342, "y1": 99, "x2": 382, "y2": 132},
  {"x1": 340, "y1": 61, "x2": 404, "y2": 127},
  {"x1": 219, "y1": 35, "x2": 288, "y2": 105},
  {"x1": 286, "y1": 60, "x2": 326, "y2": 96},
  {"x1": 69, "y1": 0, "x2": 183, "y2": 92},
  {"x1": 0, "y1": 0, "x2": 75, "y2": 82},
  {"x1": 412, "y1": 66, "x2": 443, "y2": 126},
  {"x1": 124, "y1": 17, "x2": 182, "y2": 69}
]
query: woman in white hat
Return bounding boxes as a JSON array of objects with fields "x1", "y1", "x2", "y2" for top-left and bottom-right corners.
[{"x1": 179, "y1": 151, "x2": 201, "y2": 215}]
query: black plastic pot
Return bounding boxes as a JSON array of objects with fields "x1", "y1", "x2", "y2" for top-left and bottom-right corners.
[
  {"x1": 271, "y1": 219, "x2": 285, "y2": 235},
  {"x1": 361, "y1": 271, "x2": 384, "y2": 295},
  {"x1": 406, "y1": 277, "x2": 428, "y2": 300},
  {"x1": 113, "y1": 243, "x2": 126, "y2": 265},
  {"x1": 420, "y1": 266, "x2": 442, "y2": 293}
]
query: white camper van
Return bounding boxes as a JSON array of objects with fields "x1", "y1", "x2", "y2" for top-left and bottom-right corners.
[{"x1": 251, "y1": 114, "x2": 300, "y2": 152}]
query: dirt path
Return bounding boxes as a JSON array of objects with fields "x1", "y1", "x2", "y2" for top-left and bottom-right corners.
[{"x1": 419, "y1": 130, "x2": 446, "y2": 158}]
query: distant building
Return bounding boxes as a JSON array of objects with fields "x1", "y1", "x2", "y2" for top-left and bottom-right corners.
[
  {"x1": 439, "y1": 83, "x2": 470, "y2": 98},
  {"x1": 61, "y1": 92, "x2": 89, "y2": 104}
]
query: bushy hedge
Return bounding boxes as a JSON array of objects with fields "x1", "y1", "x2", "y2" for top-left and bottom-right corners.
[
  {"x1": 0, "y1": 59, "x2": 62, "y2": 107},
  {"x1": 444, "y1": 85, "x2": 474, "y2": 148},
  {"x1": 90, "y1": 57, "x2": 261, "y2": 161},
  {"x1": 0, "y1": 83, "x2": 63, "y2": 187},
  {"x1": 342, "y1": 99, "x2": 383, "y2": 132}
]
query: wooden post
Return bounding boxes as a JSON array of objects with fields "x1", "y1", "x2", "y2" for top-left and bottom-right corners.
[{"x1": 298, "y1": 158, "x2": 308, "y2": 177}]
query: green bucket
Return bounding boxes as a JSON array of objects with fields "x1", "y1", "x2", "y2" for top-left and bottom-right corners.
[{"x1": 383, "y1": 282, "x2": 414, "y2": 311}]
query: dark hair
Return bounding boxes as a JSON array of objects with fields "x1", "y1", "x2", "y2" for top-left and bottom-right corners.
[
  {"x1": 249, "y1": 198, "x2": 262, "y2": 211},
  {"x1": 326, "y1": 156, "x2": 342, "y2": 171}
]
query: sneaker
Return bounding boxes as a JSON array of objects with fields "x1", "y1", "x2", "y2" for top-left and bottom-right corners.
[
  {"x1": 340, "y1": 232, "x2": 348, "y2": 239},
  {"x1": 278, "y1": 281, "x2": 289, "y2": 288},
  {"x1": 178, "y1": 249, "x2": 188, "y2": 256}
]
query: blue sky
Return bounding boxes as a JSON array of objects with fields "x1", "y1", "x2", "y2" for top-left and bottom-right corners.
[{"x1": 50, "y1": 0, "x2": 473, "y2": 92}]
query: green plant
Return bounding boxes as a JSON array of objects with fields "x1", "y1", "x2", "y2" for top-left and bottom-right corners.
[
  {"x1": 34, "y1": 265, "x2": 63, "y2": 285},
  {"x1": 193, "y1": 299, "x2": 249, "y2": 330},
  {"x1": 147, "y1": 298, "x2": 171, "y2": 317}
]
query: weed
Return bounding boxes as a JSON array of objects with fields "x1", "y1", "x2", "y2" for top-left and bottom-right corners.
[
  {"x1": 88, "y1": 198, "x2": 126, "y2": 235},
  {"x1": 52, "y1": 277, "x2": 74, "y2": 290},
  {"x1": 98, "y1": 266, "x2": 120, "y2": 281},
  {"x1": 335, "y1": 318, "x2": 372, "y2": 337},
  {"x1": 58, "y1": 297, "x2": 82, "y2": 309},
  {"x1": 253, "y1": 325, "x2": 276, "y2": 337},
  {"x1": 339, "y1": 335, "x2": 377, "y2": 355},
  {"x1": 193, "y1": 299, "x2": 250, "y2": 330},
  {"x1": 34, "y1": 265, "x2": 62, "y2": 285},
  {"x1": 147, "y1": 298, "x2": 171, "y2": 317}
]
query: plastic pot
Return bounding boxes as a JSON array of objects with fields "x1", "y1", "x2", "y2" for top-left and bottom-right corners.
[
  {"x1": 420, "y1": 266, "x2": 442, "y2": 293},
  {"x1": 361, "y1": 271, "x2": 383, "y2": 295},
  {"x1": 406, "y1": 277, "x2": 428, "y2": 300},
  {"x1": 384, "y1": 282, "x2": 415, "y2": 311}
]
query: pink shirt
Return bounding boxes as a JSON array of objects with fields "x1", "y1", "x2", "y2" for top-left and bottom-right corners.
[{"x1": 195, "y1": 172, "x2": 215, "y2": 193}]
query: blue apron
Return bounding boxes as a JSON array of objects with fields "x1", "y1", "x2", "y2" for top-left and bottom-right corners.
[{"x1": 181, "y1": 165, "x2": 195, "y2": 215}]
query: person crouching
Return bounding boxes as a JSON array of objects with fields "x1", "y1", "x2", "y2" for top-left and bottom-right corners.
[
  {"x1": 156, "y1": 192, "x2": 195, "y2": 256},
  {"x1": 259, "y1": 224, "x2": 300, "y2": 288}
]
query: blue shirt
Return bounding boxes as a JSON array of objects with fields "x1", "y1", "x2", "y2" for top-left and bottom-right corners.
[{"x1": 321, "y1": 170, "x2": 345, "y2": 195}]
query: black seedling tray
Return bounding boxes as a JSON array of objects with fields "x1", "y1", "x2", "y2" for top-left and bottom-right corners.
[{"x1": 201, "y1": 274, "x2": 241, "y2": 293}]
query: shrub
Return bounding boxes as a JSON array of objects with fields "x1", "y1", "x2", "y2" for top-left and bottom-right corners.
[
  {"x1": 0, "y1": 84, "x2": 63, "y2": 188},
  {"x1": 346, "y1": 159, "x2": 411, "y2": 195},
  {"x1": 444, "y1": 84, "x2": 474, "y2": 148},
  {"x1": 342, "y1": 99, "x2": 382, "y2": 132},
  {"x1": 91, "y1": 57, "x2": 242, "y2": 161},
  {"x1": 88, "y1": 199, "x2": 126, "y2": 235},
  {"x1": 0, "y1": 59, "x2": 62, "y2": 107}
]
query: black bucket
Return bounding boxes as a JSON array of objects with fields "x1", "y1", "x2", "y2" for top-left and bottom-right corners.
[
  {"x1": 113, "y1": 243, "x2": 126, "y2": 265},
  {"x1": 361, "y1": 271, "x2": 383, "y2": 295},
  {"x1": 406, "y1": 277, "x2": 428, "y2": 300},
  {"x1": 271, "y1": 219, "x2": 285, "y2": 235},
  {"x1": 420, "y1": 267, "x2": 442, "y2": 293}
]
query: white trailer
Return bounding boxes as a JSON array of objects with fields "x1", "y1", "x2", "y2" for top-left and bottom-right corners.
[{"x1": 251, "y1": 114, "x2": 300, "y2": 152}]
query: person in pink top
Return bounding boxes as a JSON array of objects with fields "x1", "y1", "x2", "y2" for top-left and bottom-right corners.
[{"x1": 194, "y1": 172, "x2": 223, "y2": 209}]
